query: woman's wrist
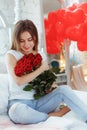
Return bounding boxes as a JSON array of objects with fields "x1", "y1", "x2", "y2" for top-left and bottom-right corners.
[{"x1": 39, "y1": 66, "x2": 44, "y2": 74}]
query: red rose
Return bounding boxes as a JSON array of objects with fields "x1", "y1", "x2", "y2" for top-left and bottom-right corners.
[
  {"x1": 32, "y1": 53, "x2": 42, "y2": 68},
  {"x1": 14, "y1": 53, "x2": 42, "y2": 76},
  {"x1": 26, "y1": 53, "x2": 35, "y2": 64}
]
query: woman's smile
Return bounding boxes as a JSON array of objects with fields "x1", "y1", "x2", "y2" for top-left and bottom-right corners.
[{"x1": 23, "y1": 46, "x2": 30, "y2": 50}]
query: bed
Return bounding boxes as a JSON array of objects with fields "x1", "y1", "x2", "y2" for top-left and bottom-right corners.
[{"x1": 0, "y1": 74, "x2": 87, "y2": 130}]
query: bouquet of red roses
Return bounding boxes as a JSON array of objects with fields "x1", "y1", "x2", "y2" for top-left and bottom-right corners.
[{"x1": 14, "y1": 53, "x2": 57, "y2": 99}]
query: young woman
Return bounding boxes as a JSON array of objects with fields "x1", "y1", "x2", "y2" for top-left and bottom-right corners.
[{"x1": 6, "y1": 19, "x2": 87, "y2": 124}]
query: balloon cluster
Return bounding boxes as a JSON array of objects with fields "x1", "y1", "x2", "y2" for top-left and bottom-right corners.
[{"x1": 44, "y1": 2, "x2": 87, "y2": 54}]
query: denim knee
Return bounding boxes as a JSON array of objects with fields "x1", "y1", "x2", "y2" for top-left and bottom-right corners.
[
  {"x1": 56, "y1": 85, "x2": 71, "y2": 93},
  {"x1": 8, "y1": 102, "x2": 48, "y2": 124}
]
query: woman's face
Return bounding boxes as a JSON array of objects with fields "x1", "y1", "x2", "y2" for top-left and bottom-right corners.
[{"x1": 19, "y1": 31, "x2": 35, "y2": 54}]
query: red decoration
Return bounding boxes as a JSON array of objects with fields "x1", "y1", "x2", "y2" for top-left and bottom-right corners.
[
  {"x1": 65, "y1": 25, "x2": 84, "y2": 41},
  {"x1": 68, "y1": 3, "x2": 78, "y2": 11},
  {"x1": 46, "y1": 40, "x2": 61, "y2": 54},
  {"x1": 77, "y1": 31, "x2": 87, "y2": 51},
  {"x1": 78, "y1": 2, "x2": 87, "y2": 14},
  {"x1": 44, "y1": 2, "x2": 87, "y2": 53}
]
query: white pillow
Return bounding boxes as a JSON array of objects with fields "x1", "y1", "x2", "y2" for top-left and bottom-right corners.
[{"x1": 0, "y1": 74, "x2": 9, "y2": 114}]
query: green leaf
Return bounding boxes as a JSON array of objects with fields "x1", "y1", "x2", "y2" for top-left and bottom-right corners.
[
  {"x1": 23, "y1": 85, "x2": 33, "y2": 91},
  {"x1": 23, "y1": 69, "x2": 57, "y2": 99}
]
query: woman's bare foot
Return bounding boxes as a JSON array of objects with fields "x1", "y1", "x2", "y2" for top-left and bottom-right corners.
[{"x1": 48, "y1": 106, "x2": 71, "y2": 117}]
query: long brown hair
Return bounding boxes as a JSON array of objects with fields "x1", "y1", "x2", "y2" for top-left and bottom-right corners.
[{"x1": 11, "y1": 19, "x2": 38, "y2": 51}]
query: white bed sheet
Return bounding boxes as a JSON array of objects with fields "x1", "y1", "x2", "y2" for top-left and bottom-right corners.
[
  {"x1": 0, "y1": 113, "x2": 87, "y2": 130},
  {"x1": 0, "y1": 114, "x2": 70, "y2": 130},
  {"x1": 0, "y1": 90, "x2": 87, "y2": 130}
]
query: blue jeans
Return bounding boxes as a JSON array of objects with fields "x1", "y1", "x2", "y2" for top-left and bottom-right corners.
[{"x1": 8, "y1": 85, "x2": 87, "y2": 124}]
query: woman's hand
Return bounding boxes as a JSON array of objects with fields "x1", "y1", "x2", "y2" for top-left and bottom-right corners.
[{"x1": 51, "y1": 82, "x2": 57, "y2": 88}]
